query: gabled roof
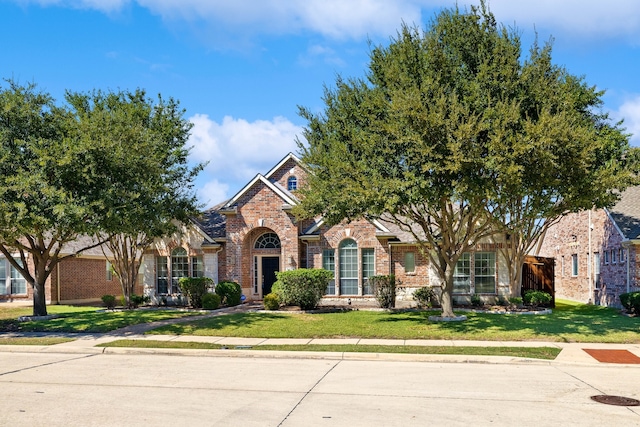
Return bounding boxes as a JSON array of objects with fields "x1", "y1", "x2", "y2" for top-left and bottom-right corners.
[
  {"x1": 264, "y1": 152, "x2": 302, "y2": 180},
  {"x1": 191, "y1": 201, "x2": 227, "y2": 241},
  {"x1": 607, "y1": 185, "x2": 640, "y2": 240},
  {"x1": 222, "y1": 174, "x2": 298, "y2": 209}
]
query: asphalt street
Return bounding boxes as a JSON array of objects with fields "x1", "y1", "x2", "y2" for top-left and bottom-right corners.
[{"x1": 0, "y1": 351, "x2": 639, "y2": 427}]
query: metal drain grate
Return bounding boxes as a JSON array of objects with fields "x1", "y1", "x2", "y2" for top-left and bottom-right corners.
[{"x1": 591, "y1": 395, "x2": 640, "y2": 406}]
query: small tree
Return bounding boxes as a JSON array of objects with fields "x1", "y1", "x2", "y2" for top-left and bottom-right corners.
[{"x1": 179, "y1": 277, "x2": 213, "y2": 309}]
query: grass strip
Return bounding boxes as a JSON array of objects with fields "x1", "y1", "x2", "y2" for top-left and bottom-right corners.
[
  {"x1": 0, "y1": 337, "x2": 73, "y2": 345},
  {"x1": 99, "y1": 339, "x2": 561, "y2": 360}
]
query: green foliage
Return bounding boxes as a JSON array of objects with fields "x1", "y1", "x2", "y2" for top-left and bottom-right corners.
[
  {"x1": 371, "y1": 275, "x2": 398, "y2": 309},
  {"x1": 274, "y1": 269, "x2": 333, "y2": 310},
  {"x1": 129, "y1": 294, "x2": 147, "y2": 309},
  {"x1": 263, "y1": 293, "x2": 280, "y2": 311},
  {"x1": 509, "y1": 297, "x2": 523, "y2": 306},
  {"x1": 215, "y1": 281, "x2": 242, "y2": 307},
  {"x1": 413, "y1": 287, "x2": 436, "y2": 308},
  {"x1": 471, "y1": 294, "x2": 483, "y2": 307},
  {"x1": 179, "y1": 277, "x2": 214, "y2": 309},
  {"x1": 620, "y1": 291, "x2": 640, "y2": 315},
  {"x1": 101, "y1": 295, "x2": 116, "y2": 309},
  {"x1": 202, "y1": 293, "x2": 221, "y2": 310},
  {"x1": 295, "y1": 2, "x2": 634, "y2": 318},
  {"x1": 523, "y1": 290, "x2": 552, "y2": 307}
]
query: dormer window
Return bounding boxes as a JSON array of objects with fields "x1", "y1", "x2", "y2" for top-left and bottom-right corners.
[{"x1": 287, "y1": 176, "x2": 297, "y2": 191}]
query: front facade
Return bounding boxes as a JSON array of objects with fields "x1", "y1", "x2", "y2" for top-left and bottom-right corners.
[
  {"x1": 537, "y1": 186, "x2": 640, "y2": 307},
  {"x1": 144, "y1": 153, "x2": 512, "y2": 306},
  {"x1": 10, "y1": 153, "x2": 512, "y2": 307}
]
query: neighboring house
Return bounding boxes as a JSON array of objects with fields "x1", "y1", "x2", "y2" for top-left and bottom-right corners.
[
  {"x1": 537, "y1": 186, "x2": 640, "y2": 307},
  {"x1": 0, "y1": 237, "x2": 126, "y2": 305},
  {"x1": 7, "y1": 153, "x2": 515, "y2": 307}
]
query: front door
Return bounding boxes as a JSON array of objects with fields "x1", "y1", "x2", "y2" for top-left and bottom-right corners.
[{"x1": 261, "y1": 256, "x2": 280, "y2": 297}]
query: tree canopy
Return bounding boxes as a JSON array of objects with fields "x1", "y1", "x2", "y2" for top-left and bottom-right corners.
[
  {"x1": 296, "y1": 3, "x2": 633, "y2": 317},
  {"x1": 0, "y1": 82, "x2": 201, "y2": 315}
]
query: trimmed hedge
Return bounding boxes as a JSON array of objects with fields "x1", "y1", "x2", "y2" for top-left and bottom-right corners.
[
  {"x1": 179, "y1": 277, "x2": 214, "y2": 309},
  {"x1": 274, "y1": 269, "x2": 333, "y2": 310},
  {"x1": 202, "y1": 293, "x2": 221, "y2": 310},
  {"x1": 620, "y1": 291, "x2": 640, "y2": 315},
  {"x1": 215, "y1": 280, "x2": 242, "y2": 307},
  {"x1": 263, "y1": 292, "x2": 280, "y2": 310},
  {"x1": 523, "y1": 290, "x2": 552, "y2": 307}
]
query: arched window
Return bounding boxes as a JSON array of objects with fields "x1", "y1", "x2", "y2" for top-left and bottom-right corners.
[
  {"x1": 171, "y1": 247, "x2": 189, "y2": 293},
  {"x1": 255, "y1": 233, "x2": 281, "y2": 249},
  {"x1": 287, "y1": 176, "x2": 297, "y2": 191},
  {"x1": 339, "y1": 239, "x2": 358, "y2": 295}
]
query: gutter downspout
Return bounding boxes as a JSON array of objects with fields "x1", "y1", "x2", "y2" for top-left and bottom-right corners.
[{"x1": 57, "y1": 263, "x2": 61, "y2": 304}]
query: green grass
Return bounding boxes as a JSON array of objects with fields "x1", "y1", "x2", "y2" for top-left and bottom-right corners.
[
  {"x1": 99, "y1": 339, "x2": 561, "y2": 360},
  {"x1": 149, "y1": 300, "x2": 640, "y2": 343},
  {"x1": 0, "y1": 337, "x2": 73, "y2": 345},
  {"x1": 0, "y1": 305, "x2": 203, "y2": 333}
]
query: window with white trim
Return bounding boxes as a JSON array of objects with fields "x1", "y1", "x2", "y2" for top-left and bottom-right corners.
[
  {"x1": 339, "y1": 239, "x2": 358, "y2": 295},
  {"x1": 404, "y1": 252, "x2": 415, "y2": 274},
  {"x1": 612, "y1": 248, "x2": 617, "y2": 264},
  {"x1": 323, "y1": 249, "x2": 336, "y2": 295},
  {"x1": 604, "y1": 250, "x2": 609, "y2": 264},
  {"x1": 106, "y1": 260, "x2": 113, "y2": 281},
  {"x1": 571, "y1": 254, "x2": 578, "y2": 276},
  {"x1": 287, "y1": 176, "x2": 298, "y2": 191},
  {"x1": 362, "y1": 248, "x2": 375, "y2": 295},
  {"x1": 156, "y1": 248, "x2": 205, "y2": 295},
  {"x1": 619, "y1": 248, "x2": 625, "y2": 263},
  {"x1": 474, "y1": 252, "x2": 496, "y2": 294},
  {"x1": 0, "y1": 258, "x2": 27, "y2": 295},
  {"x1": 453, "y1": 253, "x2": 471, "y2": 294}
]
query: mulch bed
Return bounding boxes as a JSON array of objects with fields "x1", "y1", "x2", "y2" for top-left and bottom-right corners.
[{"x1": 583, "y1": 349, "x2": 640, "y2": 364}]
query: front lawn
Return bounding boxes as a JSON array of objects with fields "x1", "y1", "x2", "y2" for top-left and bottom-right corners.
[
  {"x1": 0, "y1": 305, "x2": 203, "y2": 333},
  {"x1": 149, "y1": 300, "x2": 640, "y2": 343}
]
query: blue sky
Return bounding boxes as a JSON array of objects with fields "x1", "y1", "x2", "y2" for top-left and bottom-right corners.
[{"x1": 2, "y1": 0, "x2": 640, "y2": 208}]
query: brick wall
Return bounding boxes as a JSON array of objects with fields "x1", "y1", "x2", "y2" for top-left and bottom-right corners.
[
  {"x1": 57, "y1": 257, "x2": 128, "y2": 303},
  {"x1": 538, "y1": 209, "x2": 635, "y2": 307}
]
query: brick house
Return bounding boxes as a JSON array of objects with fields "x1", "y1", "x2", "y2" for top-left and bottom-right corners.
[
  {"x1": 6, "y1": 153, "x2": 514, "y2": 306},
  {"x1": 536, "y1": 185, "x2": 640, "y2": 307},
  {"x1": 138, "y1": 153, "x2": 512, "y2": 305}
]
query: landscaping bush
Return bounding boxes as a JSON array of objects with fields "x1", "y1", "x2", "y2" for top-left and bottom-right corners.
[
  {"x1": 275, "y1": 269, "x2": 333, "y2": 310},
  {"x1": 523, "y1": 290, "x2": 552, "y2": 307},
  {"x1": 620, "y1": 291, "x2": 640, "y2": 315},
  {"x1": 509, "y1": 296, "x2": 523, "y2": 306},
  {"x1": 413, "y1": 287, "x2": 436, "y2": 308},
  {"x1": 215, "y1": 281, "x2": 242, "y2": 307},
  {"x1": 101, "y1": 294, "x2": 116, "y2": 309},
  {"x1": 179, "y1": 277, "x2": 214, "y2": 309},
  {"x1": 371, "y1": 275, "x2": 399, "y2": 309},
  {"x1": 263, "y1": 292, "x2": 280, "y2": 310},
  {"x1": 471, "y1": 293, "x2": 483, "y2": 307},
  {"x1": 202, "y1": 293, "x2": 221, "y2": 310}
]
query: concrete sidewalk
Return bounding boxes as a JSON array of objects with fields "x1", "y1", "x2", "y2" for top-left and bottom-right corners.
[
  {"x1": 2, "y1": 302, "x2": 640, "y2": 365},
  {"x1": 2, "y1": 330, "x2": 640, "y2": 366}
]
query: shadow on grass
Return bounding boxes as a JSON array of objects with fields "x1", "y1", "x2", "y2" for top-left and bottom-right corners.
[
  {"x1": 150, "y1": 312, "x2": 293, "y2": 336},
  {"x1": 375, "y1": 303, "x2": 640, "y2": 342}
]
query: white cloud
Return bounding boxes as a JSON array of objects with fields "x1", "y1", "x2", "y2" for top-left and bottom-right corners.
[
  {"x1": 16, "y1": 0, "x2": 640, "y2": 42},
  {"x1": 188, "y1": 114, "x2": 304, "y2": 206},
  {"x1": 614, "y1": 96, "x2": 640, "y2": 146},
  {"x1": 482, "y1": 0, "x2": 640, "y2": 40}
]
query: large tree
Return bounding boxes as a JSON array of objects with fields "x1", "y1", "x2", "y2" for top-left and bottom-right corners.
[
  {"x1": 296, "y1": 4, "x2": 633, "y2": 317},
  {"x1": 65, "y1": 89, "x2": 202, "y2": 308},
  {"x1": 0, "y1": 81, "x2": 110, "y2": 316}
]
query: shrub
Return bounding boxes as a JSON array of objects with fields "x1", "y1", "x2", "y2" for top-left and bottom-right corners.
[
  {"x1": 509, "y1": 296, "x2": 523, "y2": 306},
  {"x1": 130, "y1": 294, "x2": 147, "y2": 308},
  {"x1": 275, "y1": 269, "x2": 333, "y2": 310},
  {"x1": 101, "y1": 294, "x2": 116, "y2": 309},
  {"x1": 371, "y1": 275, "x2": 399, "y2": 309},
  {"x1": 413, "y1": 287, "x2": 436, "y2": 308},
  {"x1": 179, "y1": 277, "x2": 214, "y2": 309},
  {"x1": 202, "y1": 293, "x2": 221, "y2": 310},
  {"x1": 263, "y1": 292, "x2": 280, "y2": 310},
  {"x1": 215, "y1": 281, "x2": 242, "y2": 307},
  {"x1": 620, "y1": 291, "x2": 640, "y2": 315},
  {"x1": 523, "y1": 290, "x2": 552, "y2": 307},
  {"x1": 471, "y1": 293, "x2": 483, "y2": 307}
]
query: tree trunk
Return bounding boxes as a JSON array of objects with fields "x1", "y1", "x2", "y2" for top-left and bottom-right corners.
[
  {"x1": 31, "y1": 279, "x2": 47, "y2": 317},
  {"x1": 439, "y1": 267, "x2": 456, "y2": 318}
]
